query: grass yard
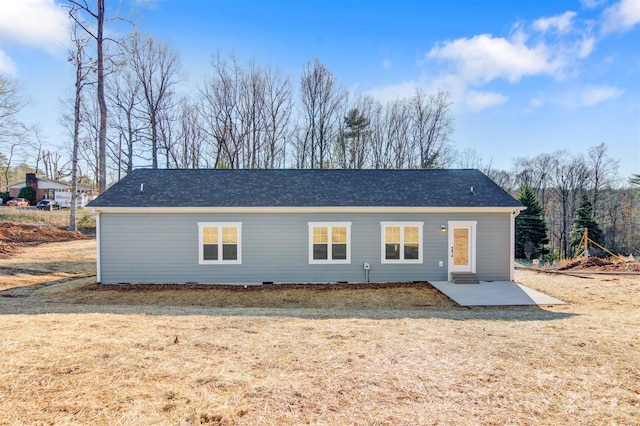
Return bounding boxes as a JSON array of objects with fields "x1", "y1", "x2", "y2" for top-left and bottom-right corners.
[{"x1": 0, "y1": 237, "x2": 638, "y2": 425}]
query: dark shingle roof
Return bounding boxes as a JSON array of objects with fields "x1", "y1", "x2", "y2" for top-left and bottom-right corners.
[{"x1": 87, "y1": 169, "x2": 522, "y2": 208}]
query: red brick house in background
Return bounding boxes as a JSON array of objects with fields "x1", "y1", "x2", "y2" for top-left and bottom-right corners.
[
  {"x1": 8, "y1": 173, "x2": 68, "y2": 200},
  {"x1": 6, "y1": 173, "x2": 95, "y2": 207}
]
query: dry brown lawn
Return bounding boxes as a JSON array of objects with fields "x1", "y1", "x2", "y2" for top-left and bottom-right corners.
[{"x1": 0, "y1": 238, "x2": 638, "y2": 425}]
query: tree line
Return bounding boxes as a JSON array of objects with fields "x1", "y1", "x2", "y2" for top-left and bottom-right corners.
[
  {"x1": 83, "y1": 42, "x2": 455, "y2": 179},
  {"x1": 1, "y1": 1, "x2": 637, "y2": 254},
  {"x1": 478, "y1": 145, "x2": 639, "y2": 259}
]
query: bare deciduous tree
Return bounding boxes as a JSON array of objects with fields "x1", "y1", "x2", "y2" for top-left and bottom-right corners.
[
  {"x1": 0, "y1": 75, "x2": 26, "y2": 138},
  {"x1": 548, "y1": 152, "x2": 588, "y2": 257},
  {"x1": 0, "y1": 75, "x2": 28, "y2": 190},
  {"x1": 172, "y1": 97, "x2": 205, "y2": 168},
  {"x1": 124, "y1": 32, "x2": 182, "y2": 169},
  {"x1": 258, "y1": 67, "x2": 292, "y2": 168},
  {"x1": 67, "y1": 9, "x2": 95, "y2": 231},
  {"x1": 297, "y1": 58, "x2": 344, "y2": 168},
  {"x1": 199, "y1": 54, "x2": 244, "y2": 168},
  {"x1": 411, "y1": 89, "x2": 454, "y2": 169},
  {"x1": 41, "y1": 150, "x2": 68, "y2": 181},
  {"x1": 107, "y1": 54, "x2": 144, "y2": 179},
  {"x1": 386, "y1": 99, "x2": 412, "y2": 168},
  {"x1": 587, "y1": 142, "x2": 619, "y2": 220},
  {"x1": 67, "y1": 0, "x2": 109, "y2": 193},
  {"x1": 199, "y1": 54, "x2": 292, "y2": 169}
]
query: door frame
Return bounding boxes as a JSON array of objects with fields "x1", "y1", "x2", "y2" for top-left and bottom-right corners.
[{"x1": 447, "y1": 221, "x2": 477, "y2": 277}]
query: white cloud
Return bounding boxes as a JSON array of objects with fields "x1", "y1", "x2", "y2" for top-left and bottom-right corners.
[
  {"x1": 580, "y1": 0, "x2": 607, "y2": 9},
  {"x1": 427, "y1": 33, "x2": 563, "y2": 84},
  {"x1": 533, "y1": 11, "x2": 577, "y2": 33},
  {"x1": 464, "y1": 91, "x2": 509, "y2": 111},
  {"x1": 133, "y1": 0, "x2": 160, "y2": 8},
  {"x1": 368, "y1": 5, "x2": 628, "y2": 114},
  {"x1": 578, "y1": 36, "x2": 596, "y2": 58},
  {"x1": 0, "y1": 50, "x2": 17, "y2": 75},
  {"x1": 601, "y1": 0, "x2": 640, "y2": 33},
  {"x1": 367, "y1": 80, "x2": 419, "y2": 102},
  {"x1": 578, "y1": 86, "x2": 624, "y2": 106},
  {"x1": 0, "y1": 0, "x2": 69, "y2": 52},
  {"x1": 533, "y1": 85, "x2": 623, "y2": 108},
  {"x1": 528, "y1": 97, "x2": 545, "y2": 110}
]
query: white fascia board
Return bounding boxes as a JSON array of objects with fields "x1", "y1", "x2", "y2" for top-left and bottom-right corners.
[
  {"x1": 91, "y1": 206, "x2": 525, "y2": 214},
  {"x1": 8, "y1": 180, "x2": 71, "y2": 190}
]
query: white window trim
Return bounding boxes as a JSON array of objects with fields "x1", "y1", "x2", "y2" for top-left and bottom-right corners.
[
  {"x1": 198, "y1": 222, "x2": 242, "y2": 265},
  {"x1": 380, "y1": 221, "x2": 424, "y2": 264},
  {"x1": 308, "y1": 222, "x2": 352, "y2": 264}
]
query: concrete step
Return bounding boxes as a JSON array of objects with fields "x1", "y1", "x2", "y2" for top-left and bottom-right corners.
[{"x1": 451, "y1": 272, "x2": 479, "y2": 284}]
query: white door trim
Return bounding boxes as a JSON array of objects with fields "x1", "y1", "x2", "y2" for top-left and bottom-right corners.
[{"x1": 447, "y1": 221, "x2": 477, "y2": 277}]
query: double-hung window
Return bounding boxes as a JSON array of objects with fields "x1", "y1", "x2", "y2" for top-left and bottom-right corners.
[
  {"x1": 381, "y1": 222, "x2": 423, "y2": 263},
  {"x1": 198, "y1": 222, "x2": 242, "y2": 264},
  {"x1": 308, "y1": 222, "x2": 351, "y2": 264}
]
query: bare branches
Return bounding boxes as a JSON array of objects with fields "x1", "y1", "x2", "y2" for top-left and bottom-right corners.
[
  {"x1": 505, "y1": 144, "x2": 634, "y2": 258},
  {"x1": 66, "y1": 0, "x2": 129, "y2": 192},
  {"x1": 0, "y1": 76, "x2": 28, "y2": 141},
  {"x1": 411, "y1": 89, "x2": 455, "y2": 169},
  {"x1": 298, "y1": 58, "x2": 344, "y2": 168},
  {"x1": 0, "y1": 75, "x2": 29, "y2": 191},
  {"x1": 199, "y1": 54, "x2": 292, "y2": 169},
  {"x1": 121, "y1": 32, "x2": 182, "y2": 169}
]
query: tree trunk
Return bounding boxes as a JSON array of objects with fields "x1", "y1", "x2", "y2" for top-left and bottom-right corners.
[
  {"x1": 69, "y1": 41, "x2": 83, "y2": 232},
  {"x1": 96, "y1": 0, "x2": 107, "y2": 192}
]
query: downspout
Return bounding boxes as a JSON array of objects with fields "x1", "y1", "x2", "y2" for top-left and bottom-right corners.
[
  {"x1": 95, "y1": 211, "x2": 101, "y2": 283},
  {"x1": 510, "y1": 209, "x2": 522, "y2": 281}
]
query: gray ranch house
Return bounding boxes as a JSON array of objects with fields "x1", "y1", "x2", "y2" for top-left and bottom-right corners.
[{"x1": 87, "y1": 169, "x2": 524, "y2": 285}]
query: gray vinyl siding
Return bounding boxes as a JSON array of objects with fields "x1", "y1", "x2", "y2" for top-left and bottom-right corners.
[
  {"x1": 473, "y1": 214, "x2": 512, "y2": 280},
  {"x1": 97, "y1": 212, "x2": 512, "y2": 284}
]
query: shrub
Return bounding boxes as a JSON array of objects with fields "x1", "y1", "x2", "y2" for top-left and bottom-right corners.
[
  {"x1": 77, "y1": 209, "x2": 96, "y2": 231},
  {"x1": 17, "y1": 186, "x2": 37, "y2": 205}
]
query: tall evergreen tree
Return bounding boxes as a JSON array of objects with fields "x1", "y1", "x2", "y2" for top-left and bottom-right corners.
[
  {"x1": 570, "y1": 194, "x2": 604, "y2": 255},
  {"x1": 337, "y1": 108, "x2": 370, "y2": 169},
  {"x1": 515, "y1": 186, "x2": 549, "y2": 259}
]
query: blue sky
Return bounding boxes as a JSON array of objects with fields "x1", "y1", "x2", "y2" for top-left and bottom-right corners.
[{"x1": 0, "y1": 0, "x2": 638, "y2": 180}]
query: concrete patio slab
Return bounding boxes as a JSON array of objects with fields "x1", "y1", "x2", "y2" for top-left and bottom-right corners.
[{"x1": 429, "y1": 281, "x2": 566, "y2": 307}]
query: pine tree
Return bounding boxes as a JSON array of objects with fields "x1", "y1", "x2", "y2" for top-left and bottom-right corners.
[
  {"x1": 515, "y1": 186, "x2": 549, "y2": 259},
  {"x1": 337, "y1": 108, "x2": 370, "y2": 168},
  {"x1": 570, "y1": 195, "x2": 604, "y2": 255}
]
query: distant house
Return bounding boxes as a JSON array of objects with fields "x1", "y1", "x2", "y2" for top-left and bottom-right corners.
[
  {"x1": 7, "y1": 173, "x2": 94, "y2": 207},
  {"x1": 8, "y1": 173, "x2": 68, "y2": 200},
  {"x1": 87, "y1": 169, "x2": 524, "y2": 285}
]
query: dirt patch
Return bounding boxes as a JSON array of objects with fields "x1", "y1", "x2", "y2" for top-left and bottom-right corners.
[
  {"x1": 0, "y1": 238, "x2": 96, "y2": 292},
  {"x1": 73, "y1": 280, "x2": 453, "y2": 309},
  {"x1": 85, "y1": 281, "x2": 431, "y2": 292},
  {"x1": 556, "y1": 256, "x2": 640, "y2": 272},
  {"x1": 0, "y1": 221, "x2": 91, "y2": 256}
]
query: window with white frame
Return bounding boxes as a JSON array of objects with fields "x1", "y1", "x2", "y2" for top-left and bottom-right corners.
[
  {"x1": 198, "y1": 222, "x2": 242, "y2": 264},
  {"x1": 381, "y1": 222, "x2": 423, "y2": 263},
  {"x1": 308, "y1": 222, "x2": 351, "y2": 264}
]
